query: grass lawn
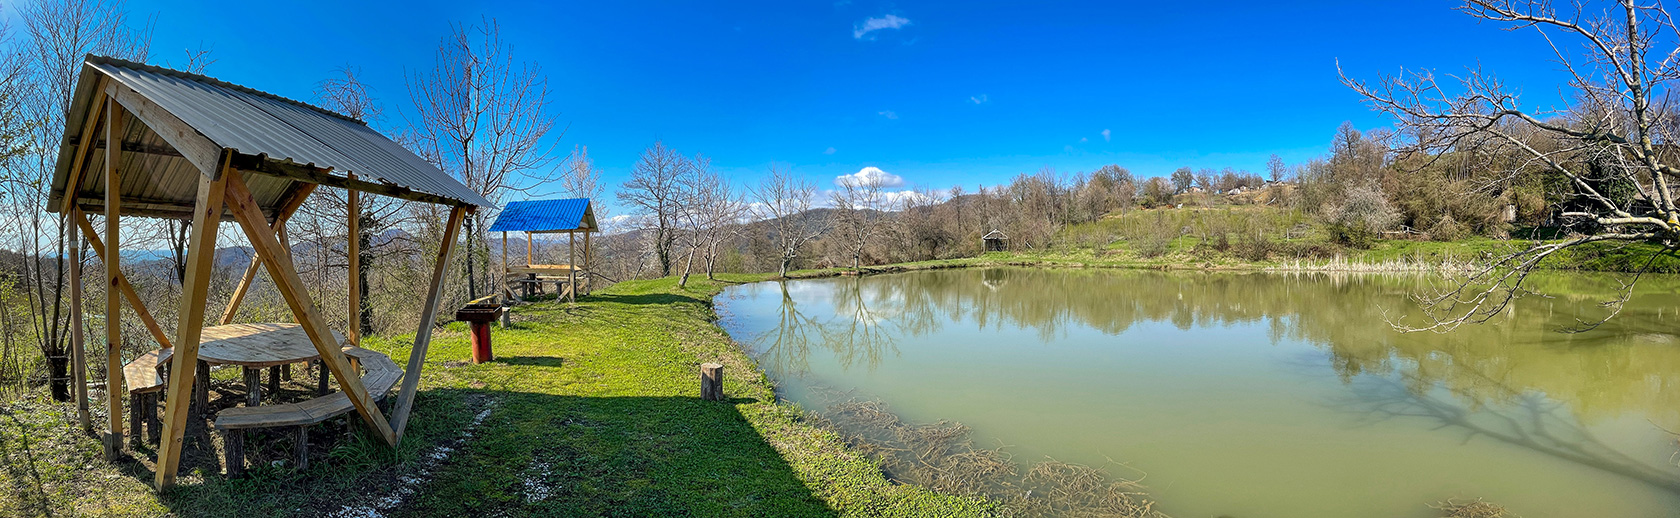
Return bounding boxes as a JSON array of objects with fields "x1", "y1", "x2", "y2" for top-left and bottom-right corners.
[{"x1": 0, "y1": 274, "x2": 994, "y2": 517}]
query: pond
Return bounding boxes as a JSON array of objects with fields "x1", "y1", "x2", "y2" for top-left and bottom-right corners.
[{"x1": 715, "y1": 268, "x2": 1680, "y2": 518}]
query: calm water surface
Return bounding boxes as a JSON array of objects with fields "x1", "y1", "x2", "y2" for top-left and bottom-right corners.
[{"x1": 716, "y1": 268, "x2": 1680, "y2": 518}]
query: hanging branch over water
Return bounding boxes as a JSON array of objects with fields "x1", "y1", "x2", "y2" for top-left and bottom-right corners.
[{"x1": 1343, "y1": 0, "x2": 1680, "y2": 331}]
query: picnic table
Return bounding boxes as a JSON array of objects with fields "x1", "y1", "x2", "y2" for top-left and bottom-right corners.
[{"x1": 199, "y1": 323, "x2": 341, "y2": 406}]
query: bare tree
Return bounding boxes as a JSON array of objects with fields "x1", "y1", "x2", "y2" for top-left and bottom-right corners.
[
  {"x1": 674, "y1": 159, "x2": 747, "y2": 287},
  {"x1": 617, "y1": 141, "x2": 690, "y2": 277},
  {"x1": 752, "y1": 164, "x2": 825, "y2": 278},
  {"x1": 830, "y1": 170, "x2": 889, "y2": 270},
  {"x1": 4, "y1": 0, "x2": 149, "y2": 401},
  {"x1": 316, "y1": 66, "x2": 403, "y2": 336},
  {"x1": 1342, "y1": 0, "x2": 1680, "y2": 330},
  {"x1": 1267, "y1": 154, "x2": 1288, "y2": 183},
  {"x1": 407, "y1": 17, "x2": 559, "y2": 299}
]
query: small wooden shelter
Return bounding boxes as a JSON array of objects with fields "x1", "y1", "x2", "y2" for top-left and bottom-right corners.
[
  {"x1": 49, "y1": 55, "x2": 491, "y2": 489},
  {"x1": 983, "y1": 229, "x2": 1008, "y2": 252},
  {"x1": 488, "y1": 198, "x2": 598, "y2": 302}
]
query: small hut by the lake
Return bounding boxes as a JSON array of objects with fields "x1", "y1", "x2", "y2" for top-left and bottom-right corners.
[
  {"x1": 489, "y1": 198, "x2": 599, "y2": 303},
  {"x1": 983, "y1": 229, "x2": 1008, "y2": 252}
]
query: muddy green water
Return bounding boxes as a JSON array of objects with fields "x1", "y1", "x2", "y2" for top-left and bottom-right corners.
[{"x1": 715, "y1": 268, "x2": 1680, "y2": 517}]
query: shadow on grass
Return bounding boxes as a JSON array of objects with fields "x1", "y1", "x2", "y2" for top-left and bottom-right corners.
[
  {"x1": 496, "y1": 356, "x2": 565, "y2": 368},
  {"x1": 148, "y1": 388, "x2": 836, "y2": 518},
  {"x1": 587, "y1": 292, "x2": 706, "y2": 307}
]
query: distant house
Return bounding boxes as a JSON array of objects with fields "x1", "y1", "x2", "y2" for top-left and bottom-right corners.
[{"x1": 983, "y1": 229, "x2": 1008, "y2": 252}]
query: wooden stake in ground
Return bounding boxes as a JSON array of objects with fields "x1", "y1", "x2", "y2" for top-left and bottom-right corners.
[{"x1": 700, "y1": 363, "x2": 724, "y2": 401}]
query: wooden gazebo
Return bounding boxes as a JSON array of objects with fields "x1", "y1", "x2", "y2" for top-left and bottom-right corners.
[
  {"x1": 48, "y1": 55, "x2": 492, "y2": 489},
  {"x1": 488, "y1": 198, "x2": 598, "y2": 303}
]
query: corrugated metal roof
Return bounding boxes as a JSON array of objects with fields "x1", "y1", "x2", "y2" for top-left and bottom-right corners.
[
  {"x1": 488, "y1": 198, "x2": 596, "y2": 232},
  {"x1": 49, "y1": 55, "x2": 493, "y2": 214}
]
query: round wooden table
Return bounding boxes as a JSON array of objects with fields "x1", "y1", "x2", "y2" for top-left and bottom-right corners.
[{"x1": 197, "y1": 323, "x2": 343, "y2": 406}]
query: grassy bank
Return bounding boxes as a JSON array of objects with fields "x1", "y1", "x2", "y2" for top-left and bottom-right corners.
[{"x1": 0, "y1": 274, "x2": 994, "y2": 517}]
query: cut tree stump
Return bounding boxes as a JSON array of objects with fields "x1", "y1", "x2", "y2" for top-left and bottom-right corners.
[{"x1": 700, "y1": 363, "x2": 724, "y2": 401}]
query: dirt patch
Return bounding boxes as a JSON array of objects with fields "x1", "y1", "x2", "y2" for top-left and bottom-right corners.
[{"x1": 327, "y1": 395, "x2": 498, "y2": 518}]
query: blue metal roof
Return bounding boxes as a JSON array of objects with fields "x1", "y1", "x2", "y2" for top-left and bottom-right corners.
[{"x1": 488, "y1": 198, "x2": 596, "y2": 232}]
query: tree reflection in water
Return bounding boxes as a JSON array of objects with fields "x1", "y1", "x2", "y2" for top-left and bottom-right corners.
[{"x1": 739, "y1": 267, "x2": 1680, "y2": 492}]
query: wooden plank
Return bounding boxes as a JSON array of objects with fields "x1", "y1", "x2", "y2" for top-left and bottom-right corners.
[
  {"x1": 75, "y1": 214, "x2": 173, "y2": 349},
  {"x1": 105, "y1": 81, "x2": 221, "y2": 176},
  {"x1": 222, "y1": 171, "x2": 397, "y2": 446},
  {"x1": 221, "y1": 184, "x2": 315, "y2": 325},
  {"x1": 58, "y1": 77, "x2": 106, "y2": 215},
  {"x1": 390, "y1": 205, "x2": 467, "y2": 441},
  {"x1": 103, "y1": 97, "x2": 125, "y2": 457},
  {"x1": 68, "y1": 208, "x2": 90, "y2": 433},
  {"x1": 155, "y1": 150, "x2": 231, "y2": 490},
  {"x1": 526, "y1": 231, "x2": 533, "y2": 265},
  {"x1": 347, "y1": 173, "x2": 360, "y2": 346}
]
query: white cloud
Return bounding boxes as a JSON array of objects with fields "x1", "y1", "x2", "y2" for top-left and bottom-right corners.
[
  {"x1": 1102, "y1": 128, "x2": 1112, "y2": 142},
  {"x1": 970, "y1": 94, "x2": 988, "y2": 104},
  {"x1": 835, "y1": 166, "x2": 905, "y2": 188},
  {"x1": 854, "y1": 14, "x2": 911, "y2": 39},
  {"x1": 824, "y1": 147, "x2": 837, "y2": 155},
  {"x1": 1079, "y1": 137, "x2": 1088, "y2": 143},
  {"x1": 602, "y1": 214, "x2": 651, "y2": 234},
  {"x1": 878, "y1": 110, "x2": 898, "y2": 120}
]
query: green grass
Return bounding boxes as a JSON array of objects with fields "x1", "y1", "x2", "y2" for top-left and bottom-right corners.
[{"x1": 0, "y1": 274, "x2": 995, "y2": 517}]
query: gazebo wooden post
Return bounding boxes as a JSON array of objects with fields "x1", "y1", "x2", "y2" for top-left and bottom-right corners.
[
  {"x1": 221, "y1": 171, "x2": 397, "y2": 446},
  {"x1": 390, "y1": 205, "x2": 466, "y2": 441},
  {"x1": 59, "y1": 79, "x2": 105, "y2": 437},
  {"x1": 155, "y1": 152, "x2": 231, "y2": 490},
  {"x1": 69, "y1": 207, "x2": 90, "y2": 433},
  {"x1": 501, "y1": 230, "x2": 508, "y2": 298},
  {"x1": 567, "y1": 231, "x2": 576, "y2": 302},
  {"x1": 74, "y1": 215, "x2": 174, "y2": 349},
  {"x1": 347, "y1": 173, "x2": 361, "y2": 346},
  {"x1": 583, "y1": 230, "x2": 591, "y2": 295},
  {"x1": 220, "y1": 184, "x2": 315, "y2": 324},
  {"x1": 102, "y1": 97, "x2": 125, "y2": 459}
]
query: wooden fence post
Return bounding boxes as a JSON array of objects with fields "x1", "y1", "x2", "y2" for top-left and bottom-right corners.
[{"x1": 700, "y1": 363, "x2": 724, "y2": 401}]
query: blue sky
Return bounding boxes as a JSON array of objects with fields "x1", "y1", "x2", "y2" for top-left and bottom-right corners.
[{"x1": 48, "y1": 1, "x2": 1574, "y2": 214}]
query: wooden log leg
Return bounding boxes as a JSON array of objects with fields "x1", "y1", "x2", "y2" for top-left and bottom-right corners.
[
  {"x1": 128, "y1": 394, "x2": 142, "y2": 448},
  {"x1": 315, "y1": 360, "x2": 329, "y2": 395},
  {"x1": 701, "y1": 363, "x2": 725, "y2": 401},
  {"x1": 281, "y1": 364, "x2": 292, "y2": 381},
  {"x1": 144, "y1": 393, "x2": 160, "y2": 443},
  {"x1": 294, "y1": 426, "x2": 309, "y2": 470},
  {"x1": 223, "y1": 429, "x2": 245, "y2": 478},
  {"x1": 267, "y1": 365, "x2": 280, "y2": 395},
  {"x1": 193, "y1": 360, "x2": 210, "y2": 412},
  {"x1": 243, "y1": 367, "x2": 261, "y2": 407}
]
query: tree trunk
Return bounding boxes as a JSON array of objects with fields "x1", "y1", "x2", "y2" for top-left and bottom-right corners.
[
  {"x1": 779, "y1": 256, "x2": 789, "y2": 278},
  {"x1": 678, "y1": 243, "x2": 698, "y2": 287},
  {"x1": 356, "y1": 210, "x2": 374, "y2": 337},
  {"x1": 464, "y1": 217, "x2": 478, "y2": 299},
  {"x1": 47, "y1": 355, "x2": 69, "y2": 401}
]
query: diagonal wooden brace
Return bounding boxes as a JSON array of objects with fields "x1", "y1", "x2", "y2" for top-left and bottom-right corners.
[{"x1": 222, "y1": 171, "x2": 397, "y2": 446}]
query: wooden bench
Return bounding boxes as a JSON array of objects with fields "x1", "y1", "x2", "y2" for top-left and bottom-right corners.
[
  {"x1": 214, "y1": 347, "x2": 403, "y2": 475},
  {"x1": 122, "y1": 349, "x2": 171, "y2": 444}
]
